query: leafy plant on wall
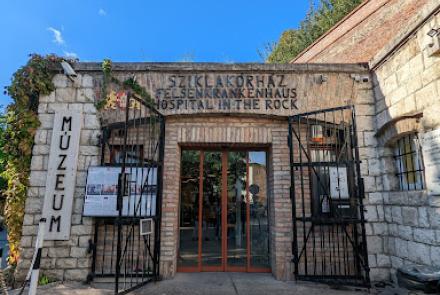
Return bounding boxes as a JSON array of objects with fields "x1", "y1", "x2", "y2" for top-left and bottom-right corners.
[
  {"x1": 2, "y1": 54, "x2": 65, "y2": 265},
  {"x1": 0, "y1": 110, "x2": 7, "y2": 213},
  {"x1": 96, "y1": 59, "x2": 155, "y2": 110},
  {"x1": 266, "y1": 0, "x2": 362, "y2": 63}
]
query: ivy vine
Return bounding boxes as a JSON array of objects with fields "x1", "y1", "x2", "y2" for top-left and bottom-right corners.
[
  {"x1": 2, "y1": 54, "x2": 65, "y2": 265},
  {"x1": 96, "y1": 59, "x2": 155, "y2": 109},
  {"x1": 2, "y1": 55, "x2": 153, "y2": 267}
]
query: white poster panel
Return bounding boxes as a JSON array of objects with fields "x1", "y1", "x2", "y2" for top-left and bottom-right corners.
[
  {"x1": 83, "y1": 166, "x2": 157, "y2": 217},
  {"x1": 422, "y1": 129, "x2": 440, "y2": 195},
  {"x1": 329, "y1": 167, "x2": 349, "y2": 199},
  {"x1": 42, "y1": 111, "x2": 82, "y2": 240}
]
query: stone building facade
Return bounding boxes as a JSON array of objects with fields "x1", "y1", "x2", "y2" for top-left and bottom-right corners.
[
  {"x1": 17, "y1": 63, "x2": 378, "y2": 283},
  {"x1": 292, "y1": 0, "x2": 440, "y2": 282},
  {"x1": 16, "y1": 0, "x2": 440, "y2": 286}
]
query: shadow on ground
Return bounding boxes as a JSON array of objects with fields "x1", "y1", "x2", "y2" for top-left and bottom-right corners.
[
  {"x1": 131, "y1": 273, "x2": 369, "y2": 295},
  {"x1": 10, "y1": 273, "x2": 376, "y2": 295}
]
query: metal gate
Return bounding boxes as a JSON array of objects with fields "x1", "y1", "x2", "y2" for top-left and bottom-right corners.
[
  {"x1": 288, "y1": 105, "x2": 370, "y2": 287},
  {"x1": 91, "y1": 92, "x2": 165, "y2": 294}
]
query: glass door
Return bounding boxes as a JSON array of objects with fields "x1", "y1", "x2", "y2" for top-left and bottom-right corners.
[
  {"x1": 201, "y1": 151, "x2": 222, "y2": 269},
  {"x1": 248, "y1": 151, "x2": 270, "y2": 269},
  {"x1": 178, "y1": 150, "x2": 200, "y2": 268},
  {"x1": 227, "y1": 151, "x2": 247, "y2": 270},
  {"x1": 178, "y1": 149, "x2": 270, "y2": 272}
]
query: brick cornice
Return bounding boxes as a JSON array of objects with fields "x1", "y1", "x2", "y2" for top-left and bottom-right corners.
[{"x1": 291, "y1": 0, "x2": 388, "y2": 63}]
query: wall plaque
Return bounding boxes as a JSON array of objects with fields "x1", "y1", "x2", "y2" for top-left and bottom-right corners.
[
  {"x1": 42, "y1": 111, "x2": 82, "y2": 240},
  {"x1": 422, "y1": 129, "x2": 440, "y2": 195},
  {"x1": 329, "y1": 167, "x2": 349, "y2": 199}
]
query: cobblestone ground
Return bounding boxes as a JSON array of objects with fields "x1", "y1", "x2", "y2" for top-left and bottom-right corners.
[{"x1": 9, "y1": 273, "x2": 419, "y2": 295}]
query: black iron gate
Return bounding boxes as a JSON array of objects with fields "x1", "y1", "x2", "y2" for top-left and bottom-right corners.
[
  {"x1": 91, "y1": 93, "x2": 165, "y2": 294},
  {"x1": 288, "y1": 105, "x2": 370, "y2": 287}
]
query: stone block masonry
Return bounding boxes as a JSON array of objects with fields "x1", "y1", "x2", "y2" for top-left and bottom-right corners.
[
  {"x1": 371, "y1": 8, "x2": 440, "y2": 282},
  {"x1": 16, "y1": 73, "x2": 100, "y2": 281},
  {"x1": 17, "y1": 63, "x2": 383, "y2": 283}
]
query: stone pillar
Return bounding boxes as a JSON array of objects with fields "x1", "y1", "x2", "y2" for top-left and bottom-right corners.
[
  {"x1": 16, "y1": 74, "x2": 100, "y2": 281},
  {"x1": 354, "y1": 77, "x2": 391, "y2": 281}
]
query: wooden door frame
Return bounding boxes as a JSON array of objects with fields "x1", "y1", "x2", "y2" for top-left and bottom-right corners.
[{"x1": 177, "y1": 146, "x2": 271, "y2": 273}]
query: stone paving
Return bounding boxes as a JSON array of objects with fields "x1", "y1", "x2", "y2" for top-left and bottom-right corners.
[{"x1": 9, "y1": 273, "x2": 376, "y2": 295}]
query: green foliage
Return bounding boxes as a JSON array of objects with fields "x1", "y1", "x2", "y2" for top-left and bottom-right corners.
[
  {"x1": 97, "y1": 59, "x2": 155, "y2": 109},
  {"x1": 267, "y1": 0, "x2": 362, "y2": 63},
  {"x1": 95, "y1": 59, "x2": 113, "y2": 110},
  {"x1": 123, "y1": 77, "x2": 155, "y2": 107},
  {"x1": 38, "y1": 274, "x2": 53, "y2": 286},
  {"x1": 2, "y1": 54, "x2": 65, "y2": 265},
  {"x1": 0, "y1": 110, "x2": 7, "y2": 207}
]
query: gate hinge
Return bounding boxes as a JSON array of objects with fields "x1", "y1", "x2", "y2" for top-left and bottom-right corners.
[
  {"x1": 87, "y1": 239, "x2": 95, "y2": 254},
  {"x1": 359, "y1": 178, "x2": 365, "y2": 198}
]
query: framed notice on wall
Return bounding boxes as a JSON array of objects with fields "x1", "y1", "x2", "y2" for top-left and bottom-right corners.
[
  {"x1": 422, "y1": 129, "x2": 440, "y2": 195},
  {"x1": 329, "y1": 167, "x2": 349, "y2": 199},
  {"x1": 83, "y1": 166, "x2": 157, "y2": 217}
]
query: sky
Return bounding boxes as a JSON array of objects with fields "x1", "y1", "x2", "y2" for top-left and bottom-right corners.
[{"x1": 0, "y1": 1, "x2": 310, "y2": 106}]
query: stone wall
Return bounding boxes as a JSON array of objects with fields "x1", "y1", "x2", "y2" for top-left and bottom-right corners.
[
  {"x1": 16, "y1": 74, "x2": 100, "y2": 281},
  {"x1": 17, "y1": 63, "x2": 381, "y2": 282},
  {"x1": 370, "y1": 9, "x2": 440, "y2": 281}
]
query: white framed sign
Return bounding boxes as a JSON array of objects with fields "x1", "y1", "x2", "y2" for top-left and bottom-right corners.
[
  {"x1": 83, "y1": 166, "x2": 157, "y2": 217},
  {"x1": 42, "y1": 111, "x2": 82, "y2": 240},
  {"x1": 329, "y1": 167, "x2": 349, "y2": 199},
  {"x1": 422, "y1": 129, "x2": 440, "y2": 195}
]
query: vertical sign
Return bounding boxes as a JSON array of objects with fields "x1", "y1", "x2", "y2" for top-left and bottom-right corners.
[
  {"x1": 422, "y1": 129, "x2": 440, "y2": 195},
  {"x1": 42, "y1": 111, "x2": 82, "y2": 240}
]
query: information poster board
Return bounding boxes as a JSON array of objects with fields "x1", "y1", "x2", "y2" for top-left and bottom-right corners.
[
  {"x1": 329, "y1": 167, "x2": 349, "y2": 199},
  {"x1": 422, "y1": 129, "x2": 440, "y2": 195},
  {"x1": 83, "y1": 166, "x2": 157, "y2": 217}
]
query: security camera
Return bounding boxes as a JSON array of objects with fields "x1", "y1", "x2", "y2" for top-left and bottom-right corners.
[{"x1": 60, "y1": 60, "x2": 77, "y2": 77}]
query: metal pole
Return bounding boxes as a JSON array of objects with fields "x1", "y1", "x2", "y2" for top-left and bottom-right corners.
[
  {"x1": 153, "y1": 115, "x2": 165, "y2": 279},
  {"x1": 28, "y1": 218, "x2": 46, "y2": 295},
  {"x1": 288, "y1": 117, "x2": 299, "y2": 278},
  {"x1": 351, "y1": 106, "x2": 370, "y2": 287},
  {"x1": 115, "y1": 92, "x2": 131, "y2": 294}
]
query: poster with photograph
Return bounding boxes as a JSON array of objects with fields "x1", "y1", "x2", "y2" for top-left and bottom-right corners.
[{"x1": 83, "y1": 166, "x2": 157, "y2": 217}]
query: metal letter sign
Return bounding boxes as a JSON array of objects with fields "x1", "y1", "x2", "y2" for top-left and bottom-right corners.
[{"x1": 42, "y1": 111, "x2": 82, "y2": 240}]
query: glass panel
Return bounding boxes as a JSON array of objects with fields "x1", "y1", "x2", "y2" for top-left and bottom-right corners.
[
  {"x1": 178, "y1": 150, "x2": 200, "y2": 267},
  {"x1": 227, "y1": 152, "x2": 247, "y2": 267},
  {"x1": 394, "y1": 134, "x2": 425, "y2": 191},
  {"x1": 202, "y1": 152, "x2": 222, "y2": 266},
  {"x1": 249, "y1": 151, "x2": 270, "y2": 268}
]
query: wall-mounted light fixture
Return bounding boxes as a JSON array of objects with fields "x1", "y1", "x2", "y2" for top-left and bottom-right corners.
[
  {"x1": 314, "y1": 74, "x2": 328, "y2": 84},
  {"x1": 427, "y1": 28, "x2": 439, "y2": 37},
  {"x1": 350, "y1": 74, "x2": 370, "y2": 83},
  {"x1": 427, "y1": 28, "x2": 440, "y2": 57},
  {"x1": 60, "y1": 61, "x2": 77, "y2": 77}
]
